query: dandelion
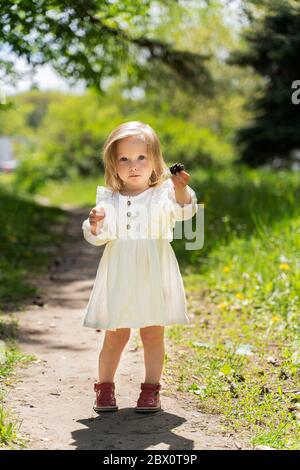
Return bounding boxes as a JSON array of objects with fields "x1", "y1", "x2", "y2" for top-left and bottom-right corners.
[
  {"x1": 235, "y1": 293, "x2": 244, "y2": 300},
  {"x1": 272, "y1": 316, "x2": 280, "y2": 322},
  {"x1": 223, "y1": 266, "x2": 230, "y2": 273},
  {"x1": 279, "y1": 263, "x2": 290, "y2": 271},
  {"x1": 218, "y1": 302, "x2": 228, "y2": 310}
]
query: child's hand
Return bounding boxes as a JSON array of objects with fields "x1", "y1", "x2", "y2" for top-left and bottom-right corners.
[
  {"x1": 171, "y1": 170, "x2": 190, "y2": 190},
  {"x1": 171, "y1": 170, "x2": 192, "y2": 205},
  {"x1": 89, "y1": 207, "x2": 105, "y2": 234}
]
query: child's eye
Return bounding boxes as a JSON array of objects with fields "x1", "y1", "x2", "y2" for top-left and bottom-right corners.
[
  {"x1": 119, "y1": 157, "x2": 127, "y2": 161},
  {"x1": 138, "y1": 155, "x2": 146, "y2": 160}
]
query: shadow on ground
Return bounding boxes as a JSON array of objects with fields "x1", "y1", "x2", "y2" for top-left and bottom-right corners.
[{"x1": 72, "y1": 409, "x2": 193, "y2": 450}]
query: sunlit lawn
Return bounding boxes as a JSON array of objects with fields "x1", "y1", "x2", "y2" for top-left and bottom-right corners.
[
  {"x1": 37, "y1": 175, "x2": 105, "y2": 207},
  {"x1": 168, "y1": 166, "x2": 300, "y2": 450}
]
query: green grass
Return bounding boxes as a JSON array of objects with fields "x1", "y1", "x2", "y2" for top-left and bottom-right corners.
[
  {"x1": 0, "y1": 346, "x2": 36, "y2": 449},
  {"x1": 0, "y1": 174, "x2": 68, "y2": 448},
  {"x1": 0, "y1": 324, "x2": 36, "y2": 448},
  {"x1": 37, "y1": 175, "x2": 105, "y2": 206},
  {"x1": 8, "y1": 165, "x2": 300, "y2": 449},
  {"x1": 0, "y1": 406, "x2": 27, "y2": 449},
  {"x1": 0, "y1": 179, "x2": 68, "y2": 309},
  {"x1": 166, "y1": 165, "x2": 300, "y2": 450}
]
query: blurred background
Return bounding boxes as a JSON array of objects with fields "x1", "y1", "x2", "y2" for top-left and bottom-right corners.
[{"x1": 1, "y1": 0, "x2": 299, "y2": 193}]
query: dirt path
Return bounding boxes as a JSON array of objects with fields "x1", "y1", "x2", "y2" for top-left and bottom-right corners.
[{"x1": 3, "y1": 206, "x2": 251, "y2": 450}]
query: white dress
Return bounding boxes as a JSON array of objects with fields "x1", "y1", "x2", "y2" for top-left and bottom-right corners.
[{"x1": 81, "y1": 177, "x2": 198, "y2": 331}]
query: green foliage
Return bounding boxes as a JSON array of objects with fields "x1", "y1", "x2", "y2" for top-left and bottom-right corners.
[
  {"x1": 0, "y1": 0, "x2": 213, "y2": 94},
  {"x1": 228, "y1": 0, "x2": 300, "y2": 166},
  {"x1": 0, "y1": 90, "x2": 65, "y2": 138},
  {"x1": 8, "y1": 88, "x2": 235, "y2": 193},
  {"x1": 155, "y1": 117, "x2": 233, "y2": 168},
  {"x1": 2, "y1": 1, "x2": 254, "y2": 190}
]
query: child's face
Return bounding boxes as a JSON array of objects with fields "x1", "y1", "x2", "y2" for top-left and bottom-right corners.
[{"x1": 115, "y1": 136, "x2": 154, "y2": 189}]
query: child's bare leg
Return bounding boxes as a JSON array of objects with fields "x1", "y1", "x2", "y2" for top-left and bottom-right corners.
[
  {"x1": 98, "y1": 328, "x2": 131, "y2": 383},
  {"x1": 140, "y1": 325, "x2": 165, "y2": 384}
]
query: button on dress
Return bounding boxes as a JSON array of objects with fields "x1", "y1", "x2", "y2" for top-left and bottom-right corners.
[{"x1": 81, "y1": 177, "x2": 198, "y2": 331}]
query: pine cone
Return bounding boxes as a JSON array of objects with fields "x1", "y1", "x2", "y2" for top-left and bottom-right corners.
[{"x1": 169, "y1": 163, "x2": 185, "y2": 174}]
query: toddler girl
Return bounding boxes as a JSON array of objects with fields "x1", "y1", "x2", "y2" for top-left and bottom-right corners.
[{"x1": 82, "y1": 121, "x2": 198, "y2": 413}]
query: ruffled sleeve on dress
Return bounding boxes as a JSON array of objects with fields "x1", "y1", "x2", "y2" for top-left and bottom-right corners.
[
  {"x1": 158, "y1": 178, "x2": 198, "y2": 223},
  {"x1": 82, "y1": 186, "x2": 117, "y2": 247}
]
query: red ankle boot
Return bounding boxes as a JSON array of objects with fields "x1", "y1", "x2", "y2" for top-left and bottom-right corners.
[
  {"x1": 93, "y1": 382, "x2": 118, "y2": 412},
  {"x1": 135, "y1": 383, "x2": 162, "y2": 413}
]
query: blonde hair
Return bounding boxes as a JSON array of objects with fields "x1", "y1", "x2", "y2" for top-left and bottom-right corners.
[{"x1": 102, "y1": 121, "x2": 169, "y2": 193}]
